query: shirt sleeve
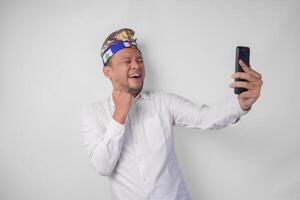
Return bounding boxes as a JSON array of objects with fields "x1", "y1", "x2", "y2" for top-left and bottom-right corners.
[
  {"x1": 81, "y1": 104, "x2": 126, "y2": 176},
  {"x1": 164, "y1": 92, "x2": 249, "y2": 130}
]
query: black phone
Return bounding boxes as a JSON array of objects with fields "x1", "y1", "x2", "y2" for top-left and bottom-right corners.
[{"x1": 234, "y1": 46, "x2": 250, "y2": 94}]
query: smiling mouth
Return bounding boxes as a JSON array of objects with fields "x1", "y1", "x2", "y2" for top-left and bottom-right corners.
[{"x1": 128, "y1": 74, "x2": 142, "y2": 81}]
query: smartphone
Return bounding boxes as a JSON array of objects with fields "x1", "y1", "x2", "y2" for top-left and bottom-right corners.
[{"x1": 235, "y1": 46, "x2": 250, "y2": 94}]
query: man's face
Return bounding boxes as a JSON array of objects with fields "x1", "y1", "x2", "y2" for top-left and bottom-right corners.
[{"x1": 103, "y1": 48, "x2": 145, "y2": 96}]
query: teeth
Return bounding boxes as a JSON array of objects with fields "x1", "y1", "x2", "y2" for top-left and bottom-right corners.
[{"x1": 129, "y1": 74, "x2": 140, "y2": 78}]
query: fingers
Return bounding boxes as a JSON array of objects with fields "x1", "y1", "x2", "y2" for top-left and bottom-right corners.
[
  {"x1": 237, "y1": 91, "x2": 253, "y2": 98},
  {"x1": 249, "y1": 68, "x2": 262, "y2": 79},
  {"x1": 231, "y1": 72, "x2": 257, "y2": 83},
  {"x1": 238, "y1": 90, "x2": 260, "y2": 99},
  {"x1": 239, "y1": 59, "x2": 251, "y2": 72},
  {"x1": 239, "y1": 59, "x2": 262, "y2": 79},
  {"x1": 232, "y1": 60, "x2": 263, "y2": 85},
  {"x1": 229, "y1": 81, "x2": 255, "y2": 90},
  {"x1": 113, "y1": 82, "x2": 127, "y2": 93},
  {"x1": 112, "y1": 83, "x2": 134, "y2": 99},
  {"x1": 113, "y1": 84, "x2": 122, "y2": 92}
]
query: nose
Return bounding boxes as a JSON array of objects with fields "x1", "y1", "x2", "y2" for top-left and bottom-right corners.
[{"x1": 130, "y1": 60, "x2": 142, "y2": 70}]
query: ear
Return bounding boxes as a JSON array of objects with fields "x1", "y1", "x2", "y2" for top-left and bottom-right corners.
[{"x1": 103, "y1": 66, "x2": 112, "y2": 80}]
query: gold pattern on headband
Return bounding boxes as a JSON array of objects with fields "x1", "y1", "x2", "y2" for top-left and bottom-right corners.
[{"x1": 101, "y1": 28, "x2": 137, "y2": 54}]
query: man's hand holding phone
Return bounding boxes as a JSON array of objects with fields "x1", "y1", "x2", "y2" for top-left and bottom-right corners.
[{"x1": 229, "y1": 59, "x2": 263, "y2": 111}]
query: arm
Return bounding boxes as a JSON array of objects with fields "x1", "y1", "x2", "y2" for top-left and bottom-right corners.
[
  {"x1": 81, "y1": 104, "x2": 126, "y2": 176},
  {"x1": 164, "y1": 93, "x2": 249, "y2": 130}
]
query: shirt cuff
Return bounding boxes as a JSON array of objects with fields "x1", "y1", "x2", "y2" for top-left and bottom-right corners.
[
  {"x1": 230, "y1": 95, "x2": 250, "y2": 117},
  {"x1": 226, "y1": 96, "x2": 249, "y2": 126},
  {"x1": 106, "y1": 117, "x2": 125, "y2": 138}
]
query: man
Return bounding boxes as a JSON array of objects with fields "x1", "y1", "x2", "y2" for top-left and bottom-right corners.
[{"x1": 81, "y1": 28, "x2": 263, "y2": 200}]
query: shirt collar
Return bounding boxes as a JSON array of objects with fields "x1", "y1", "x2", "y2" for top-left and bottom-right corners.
[
  {"x1": 136, "y1": 89, "x2": 149, "y2": 100},
  {"x1": 109, "y1": 89, "x2": 149, "y2": 108}
]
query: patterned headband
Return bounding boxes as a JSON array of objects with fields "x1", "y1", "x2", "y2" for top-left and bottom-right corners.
[{"x1": 101, "y1": 28, "x2": 140, "y2": 66}]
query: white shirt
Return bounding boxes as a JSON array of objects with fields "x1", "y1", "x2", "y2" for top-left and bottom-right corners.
[{"x1": 81, "y1": 90, "x2": 249, "y2": 200}]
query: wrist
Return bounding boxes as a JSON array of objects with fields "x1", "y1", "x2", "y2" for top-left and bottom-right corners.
[
  {"x1": 113, "y1": 110, "x2": 127, "y2": 124},
  {"x1": 241, "y1": 105, "x2": 251, "y2": 111}
]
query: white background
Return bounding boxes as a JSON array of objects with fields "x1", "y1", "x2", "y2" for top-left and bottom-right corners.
[{"x1": 0, "y1": 0, "x2": 299, "y2": 200}]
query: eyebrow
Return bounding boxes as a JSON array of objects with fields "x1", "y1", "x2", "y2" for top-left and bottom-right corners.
[
  {"x1": 120, "y1": 56, "x2": 130, "y2": 59},
  {"x1": 120, "y1": 55, "x2": 143, "y2": 59}
]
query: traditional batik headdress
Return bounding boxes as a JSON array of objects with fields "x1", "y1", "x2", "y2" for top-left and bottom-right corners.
[{"x1": 101, "y1": 28, "x2": 141, "y2": 66}]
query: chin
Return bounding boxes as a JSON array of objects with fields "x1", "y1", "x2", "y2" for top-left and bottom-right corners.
[{"x1": 128, "y1": 82, "x2": 143, "y2": 94}]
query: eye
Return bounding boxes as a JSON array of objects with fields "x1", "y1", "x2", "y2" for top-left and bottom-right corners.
[
  {"x1": 123, "y1": 60, "x2": 130, "y2": 64},
  {"x1": 138, "y1": 58, "x2": 144, "y2": 63}
]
